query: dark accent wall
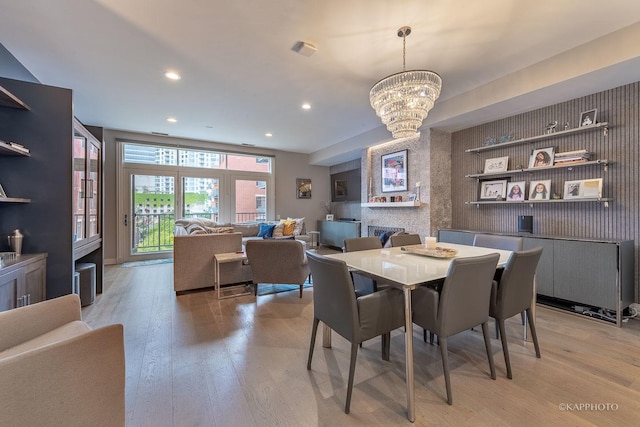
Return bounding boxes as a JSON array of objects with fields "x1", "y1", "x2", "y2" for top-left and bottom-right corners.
[{"x1": 450, "y1": 81, "x2": 639, "y2": 299}]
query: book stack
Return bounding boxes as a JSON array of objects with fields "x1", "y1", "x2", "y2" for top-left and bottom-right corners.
[{"x1": 553, "y1": 149, "x2": 592, "y2": 165}]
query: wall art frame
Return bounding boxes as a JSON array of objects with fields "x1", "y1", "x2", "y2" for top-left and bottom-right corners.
[
  {"x1": 296, "y1": 178, "x2": 312, "y2": 199},
  {"x1": 381, "y1": 149, "x2": 408, "y2": 193}
]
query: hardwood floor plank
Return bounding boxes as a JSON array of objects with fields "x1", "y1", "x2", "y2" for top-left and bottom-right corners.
[{"x1": 82, "y1": 263, "x2": 640, "y2": 426}]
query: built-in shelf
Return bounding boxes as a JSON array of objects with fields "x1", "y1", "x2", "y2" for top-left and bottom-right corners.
[
  {"x1": 465, "y1": 159, "x2": 609, "y2": 178},
  {"x1": 0, "y1": 85, "x2": 30, "y2": 110},
  {"x1": 361, "y1": 201, "x2": 421, "y2": 208},
  {"x1": 0, "y1": 140, "x2": 30, "y2": 156},
  {"x1": 467, "y1": 198, "x2": 612, "y2": 207},
  {"x1": 465, "y1": 122, "x2": 609, "y2": 154},
  {"x1": 0, "y1": 197, "x2": 31, "y2": 204}
]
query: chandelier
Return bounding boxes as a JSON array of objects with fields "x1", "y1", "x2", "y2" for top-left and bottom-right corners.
[{"x1": 370, "y1": 26, "x2": 442, "y2": 139}]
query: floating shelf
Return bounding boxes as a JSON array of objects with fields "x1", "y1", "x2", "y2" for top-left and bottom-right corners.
[
  {"x1": 361, "y1": 201, "x2": 421, "y2": 208},
  {"x1": 0, "y1": 85, "x2": 30, "y2": 110},
  {"x1": 465, "y1": 159, "x2": 609, "y2": 178},
  {"x1": 467, "y1": 198, "x2": 612, "y2": 207},
  {"x1": 0, "y1": 140, "x2": 30, "y2": 156},
  {"x1": 0, "y1": 197, "x2": 31, "y2": 204},
  {"x1": 465, "y1": 122, "x2": 609, "y2": 154}
]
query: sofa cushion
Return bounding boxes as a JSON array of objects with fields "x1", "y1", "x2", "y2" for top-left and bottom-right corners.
[
  {"x1": 232, "y1": 222, "x2": 262, "y2": 237},
  {"x1": 0, "y1": 320, "x2": 92, "y2": 359},
  {"x1": 257, "y1": 223, "x2": 276, "y2": 238},
  {"x1": 205, "y1": 226, "x2": 235, "y2": 234}
]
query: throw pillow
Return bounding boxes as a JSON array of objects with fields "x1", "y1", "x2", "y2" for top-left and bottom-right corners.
[
  {"x1": 378, "y1": 231, "x2": 393, "y2": 247},
  {"x1": 272, "y1": 222, "x2": 285, "y2": 238},
  {"x1": 257, "y1": 223, "x2": 276, "y2": 238},
  {"x1": 287, "y1": 217, "x2": 305, "y2": 236},
  {"x1": 280, "y1": 219, "x2": 296, "y2": 236}
]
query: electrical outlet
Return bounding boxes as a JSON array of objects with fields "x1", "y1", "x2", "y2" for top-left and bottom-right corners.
[{"x1": 415, "y1": 181, "x2": 421, "y2": 187}]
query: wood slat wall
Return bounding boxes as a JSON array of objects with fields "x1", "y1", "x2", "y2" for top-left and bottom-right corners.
[{"x1": 451, "y1": 81, "x2": 640, "y2": 300}]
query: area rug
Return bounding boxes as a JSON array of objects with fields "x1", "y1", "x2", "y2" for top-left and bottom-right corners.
[
  {"x1": 120, "y1": 259, "x2": 174, "y2": 268},
  {"x1": 256, "y1": 282, "x2": 312, "y2": 296}
]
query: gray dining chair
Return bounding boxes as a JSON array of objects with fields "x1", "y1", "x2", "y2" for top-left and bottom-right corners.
[
  {"x1": 389, "y1": 233, "x2": 422, "y2": 247},
  {"x1": 343, "y1": 237, "x2": 384, "y2": 295},
  {"x1": 490, "y1": 247, "x2": 543, "y2": 379},
  {"x1": 472, "y1": 234, "x2": 526, "y2": 338},
  {"x1": 412, "y1": 253, "x2": 499, "y2": 405},
  {"x1": 306, "y1": 251, "x2": 405, "y2": 414}
]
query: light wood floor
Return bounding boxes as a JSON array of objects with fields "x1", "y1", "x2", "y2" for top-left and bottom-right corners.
[{"x1": 83, "y1": 262, "x2": 640, "y2": 426}]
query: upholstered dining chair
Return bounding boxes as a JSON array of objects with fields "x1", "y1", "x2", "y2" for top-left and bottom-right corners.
[
  {"x1": 490, "y1": 247, "x2": 543, "y2": 379},
  {"x1": 389, "y1": 233, "x2": 422, "y2": 247},
  {"x1": 472, "y1": 234, "x2": 526, "y2": 338},
  {"x1": 245, "y1": 239, "x2": 310, "y2": 298},
  {"x1": 412, "y1": 253, "x2": 500, "y2": 405},
  {"x1": 306, "y1": 251, "x2": 405, "y2": 414},
  {"x1": 343, "y1": 237, "x2": 384, "y2": 295}
]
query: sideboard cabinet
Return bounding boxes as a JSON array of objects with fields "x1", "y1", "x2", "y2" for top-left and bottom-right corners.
[
  {"x1": 438, "y1": 229, "x2": 634, "y2": 326},
  {"x1": 318, "y1": 220, "x2": 362, "y2": 249},
  {"x1": 0, "y1": 253, "x2": 47, "y2": 312}
]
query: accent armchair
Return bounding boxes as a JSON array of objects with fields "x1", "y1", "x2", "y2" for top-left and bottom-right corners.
[
  {"x1": 0, "y1": 294, "x2": 125, "y2": 426},
  {"x1": 245, "y1": 239, "x2": 310, "y2": 297}
]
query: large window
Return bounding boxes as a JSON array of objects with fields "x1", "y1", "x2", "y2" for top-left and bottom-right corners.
[{"x1": 121, "y1": 142, "x2": 274, "y2": 258}]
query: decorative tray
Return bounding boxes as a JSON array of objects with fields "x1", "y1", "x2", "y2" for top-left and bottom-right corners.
[{"x1": 400, "y1": 246, "x2": 459, "y2": 258}]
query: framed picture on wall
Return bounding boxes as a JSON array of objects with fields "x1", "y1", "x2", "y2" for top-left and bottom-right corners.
[
  {"x1": 529, "y1": 147, "x2": 554, "y2": 168},
  {"x1": 579, "y1": 108, "x2": 597, "y2": 127},
  {"x1": 381, "y1": 149, "x2": 408, "y2": 192},
  {"x1": 563, "y1": 178, "x2": 602, "y2": 199},
  {"x1": 506, "y1": 181, "x2": 526, "y2": 201},
  {"x1": 484, "y1": 156, "x2": 509, "y2": 173},
  {"x1": 296, "y1": 178, "x2": 311, "y2": 199},
  {"x1": 479, "y1": 179, "x2": 507, "y2": 200},
  {"x1": 529, "y1": 179, "x2": 551, "y2": 200}
]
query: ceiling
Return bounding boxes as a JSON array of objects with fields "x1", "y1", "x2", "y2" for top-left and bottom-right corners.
[{"x1": 1, "y1": 0, "x2": 640, "y2": 165}]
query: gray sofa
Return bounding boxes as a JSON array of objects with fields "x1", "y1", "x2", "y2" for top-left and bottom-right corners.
[{"x1": 173, "y1": 218, "x2": 310, "y2": 293}]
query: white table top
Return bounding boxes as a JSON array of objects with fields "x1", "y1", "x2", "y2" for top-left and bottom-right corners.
[{"x1": 325, "y1": 242, "x2": 512, "y2": 287}]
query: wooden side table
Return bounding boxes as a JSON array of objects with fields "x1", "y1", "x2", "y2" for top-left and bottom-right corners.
[{"x1": 214, "y1": 252, "x2": 252, "y2": 299}]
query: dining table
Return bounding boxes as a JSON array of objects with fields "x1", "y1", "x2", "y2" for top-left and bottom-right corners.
[{"x1": 325, "y1": 242, "x2": 513, "y2": 422}]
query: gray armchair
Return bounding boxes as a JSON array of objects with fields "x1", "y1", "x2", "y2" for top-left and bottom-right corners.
[
  {"x1": 412, "y1": 253, "x2": 499, "y2": 405},
  {"x1": 306, "y1": 251, "x2": 404, "y2": 414},
  {"x1": 490, "y1": 247, "x2": 543, "y2": 379},
  {"x1": 245, "y1": 239, "x2": 310, "y2": 298}
]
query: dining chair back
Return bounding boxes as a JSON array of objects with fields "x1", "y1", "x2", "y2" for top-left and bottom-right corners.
[
  {"x1": 306, "y1": 251, "x2": 404, "y2": 414},
  {"x1": 473, "y1": 234, "x2": 526, "y2": 338},
  {"x1": 490, "y1": 247, "x2": 543, "y2": 379},
  {"x1": 343, "y1": 236, "x2": 383, "y2": 295},
  {"x1": 412, "y1": 253, "x2": 499, "y2": 405},
  {"x1": 389, "y1": 234, "x2": 422, "y2": 247}
]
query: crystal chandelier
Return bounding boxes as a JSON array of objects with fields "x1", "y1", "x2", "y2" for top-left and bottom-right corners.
[{"x1": 370, "y1": 26, "x2": 442, "y2": 139}]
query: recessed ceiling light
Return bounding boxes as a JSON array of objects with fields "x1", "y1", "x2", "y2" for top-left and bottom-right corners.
[
  {"x1": 265, "y1": 132, "x2": 273, "y2": 137},
  {"x1": 164, "y1": 71, "x2": 181, "y2": 80},
  {"x1": 167, "y1": 117, "x2": 177, "y2": 123},
  {"x1": 302, "y1": 103, "x2": 311, "y2": 110}
]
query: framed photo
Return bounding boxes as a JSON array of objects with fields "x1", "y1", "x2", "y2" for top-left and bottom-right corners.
[
  {"x1": 381, "y1": 149, "x2": 407, "y2": 192},
  {"x1": 479, "y1": 179, "x2": 507, "y2": 200},
  {"x1": 563, "y1": 178, "x2": 603, "y2": 199},
  {"x1": 334, "y1": 179, "x2": 347, "y2": 199},
  {"x1": 529, "y1": 147, "x2": 554, "y2": 168},
  {"x1": 296, "y1": 178, "x2": 311, "y2": 199},
  {"x1": 506, "y1": 181, "x2": 526, "y2": 201},
  {"x1": 529, "y1": 179, "x2": 551, "y2": 200},
  {"x1": 0, "y1": 183, "x2": 6, "y2": 198},
  {"x1": 579, "y1": 108, "x2": 597, "y2": 127},
  {"x1": 484, "y1": 156, "x2": 509, "y2": 173},
  {"x1": 325, "y1": 214, "x2": 334, "y2": 221}
]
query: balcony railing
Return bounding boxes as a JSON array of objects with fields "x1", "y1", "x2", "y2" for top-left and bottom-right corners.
[{"x1": 132, "y1": 212, "x2": 265, "y2": 253}]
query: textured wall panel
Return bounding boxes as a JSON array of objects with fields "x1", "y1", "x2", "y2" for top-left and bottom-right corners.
[{"x1": 451, "y1": 81, "x2": 640, "y2": 301}]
